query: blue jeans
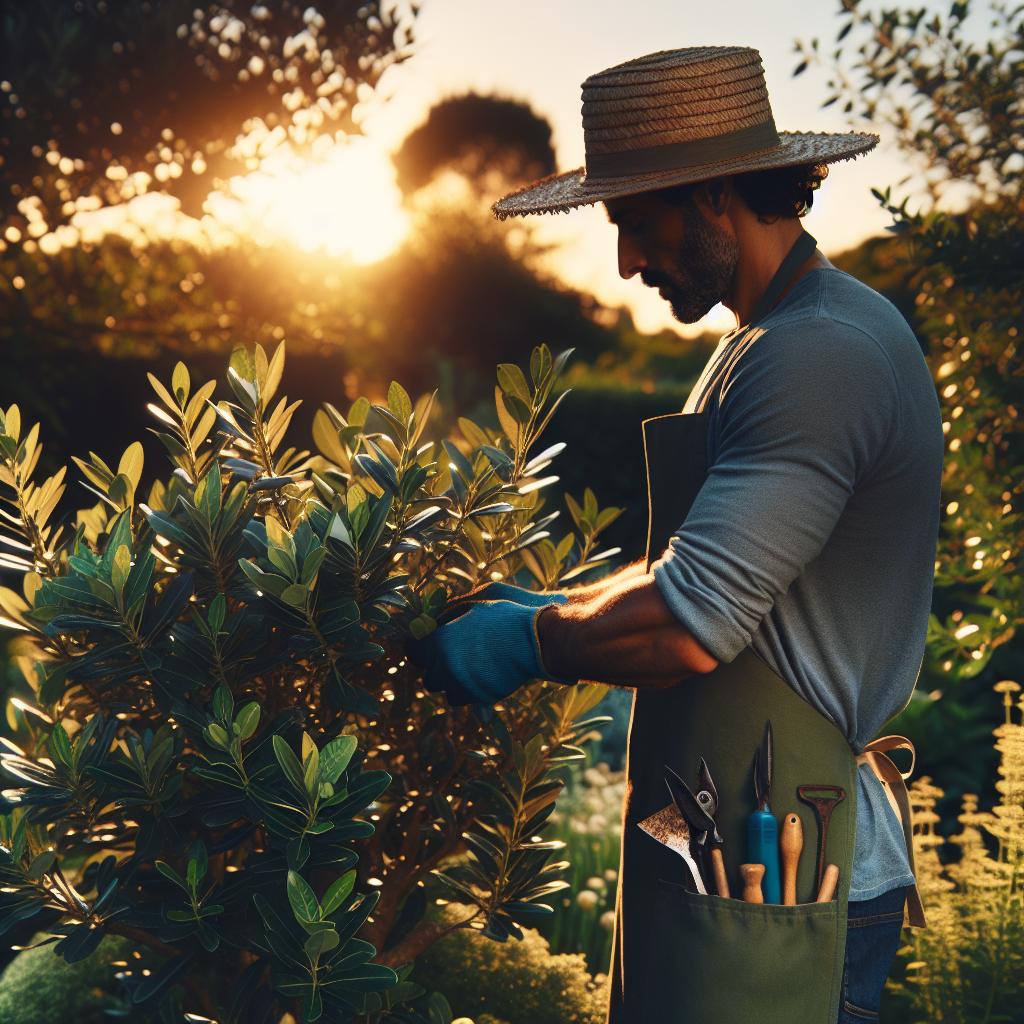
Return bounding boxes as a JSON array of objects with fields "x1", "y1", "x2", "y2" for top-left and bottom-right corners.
[{"x1": 837, "y1": 885, "x2": 908, "y2": 1022}]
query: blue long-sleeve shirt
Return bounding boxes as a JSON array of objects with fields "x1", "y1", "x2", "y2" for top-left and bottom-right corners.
[{"x1": 650, "y1": 266, "x2": 944, "y2": 900}]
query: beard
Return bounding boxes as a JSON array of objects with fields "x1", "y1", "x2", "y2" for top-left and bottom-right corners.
[{"x1": 641, "y1": 202, "x2": 738, "y2": 324}]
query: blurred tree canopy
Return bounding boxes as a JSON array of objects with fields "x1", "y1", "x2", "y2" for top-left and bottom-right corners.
[
  {"x1": 1, "y1": 0, "x2": 419, "y2": 228},
  {"x1": 392, "y1": 93, "x2": 556, "y2": 200},
  {"x1": 798, "y1": 0, "x2": 1023, "y2": 805}
]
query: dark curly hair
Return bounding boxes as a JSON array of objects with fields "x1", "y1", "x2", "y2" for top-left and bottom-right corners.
[{"x1": 653, "y1": 162, "x2": 830, "y2": 222}]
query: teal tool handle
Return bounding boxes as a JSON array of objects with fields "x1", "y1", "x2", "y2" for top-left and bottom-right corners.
[{"x1": 746, "y1": 808, "x2": 781, "y2": 904}]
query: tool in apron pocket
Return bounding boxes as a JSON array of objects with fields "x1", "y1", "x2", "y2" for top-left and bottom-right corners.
[
  {"x1": 637, "y1": 802, "x2": 708, "y2": 894},
  {"x1": 747, "y1": 720, "x2": 781, "y2": 904},
  {"x1": 664, "y1": 759, "x2": 731, "y2": 898}
]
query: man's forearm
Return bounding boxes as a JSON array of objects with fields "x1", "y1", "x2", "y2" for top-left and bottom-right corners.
[
  {"x1": 537, "y1": 572, "x2": 719, "y2": 690},
  {"x1": 558, "y1": 557, "x2": 647, "y2": 603}
]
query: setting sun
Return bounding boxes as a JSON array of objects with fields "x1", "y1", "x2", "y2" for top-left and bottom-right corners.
[{"x1": 207, "y1": 137, "x2": 410, "y2": 264}]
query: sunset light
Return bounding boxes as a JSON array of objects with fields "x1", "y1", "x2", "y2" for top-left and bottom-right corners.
[{"x1": 207, "y1": 137, "x2": 410, "y2": 265}]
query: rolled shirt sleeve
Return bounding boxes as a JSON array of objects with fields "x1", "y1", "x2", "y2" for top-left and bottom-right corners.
[{"x1": 650, "y1": 319, "x2": 902, "y2": 664}]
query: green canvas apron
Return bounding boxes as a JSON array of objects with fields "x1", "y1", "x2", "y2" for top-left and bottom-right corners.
[{"x1": 605, "y1": 231, "x2": 926, "y2": 1024}]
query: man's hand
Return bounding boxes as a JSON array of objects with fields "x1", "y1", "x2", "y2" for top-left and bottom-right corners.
[{"x1": 404, "y1": 596, "x2": 573, "y2": 706}]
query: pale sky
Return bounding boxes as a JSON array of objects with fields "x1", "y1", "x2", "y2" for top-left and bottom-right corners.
[{"x1": 360, "y1": 0, "x2": 950, "y2": 337}]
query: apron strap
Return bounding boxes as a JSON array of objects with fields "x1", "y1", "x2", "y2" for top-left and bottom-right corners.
[
  {"x1": 856, "y1": 735, "x2": 928, "y2": 928},
  {"x1": 688, "y1": 228, "x2": 820, "y2": 415}
]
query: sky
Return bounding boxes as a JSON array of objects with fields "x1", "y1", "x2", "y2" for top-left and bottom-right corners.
[{"x1": 358, "y1": 0, "x2": 948, "y2": 337}]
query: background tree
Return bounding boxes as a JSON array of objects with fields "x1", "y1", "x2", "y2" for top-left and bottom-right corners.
[
  {"x1": 392, "y1": 93, "x2": 556, "y2": 202},
  {"x1": 0, "y1": 0, "x2": 419, "y2": 229}
]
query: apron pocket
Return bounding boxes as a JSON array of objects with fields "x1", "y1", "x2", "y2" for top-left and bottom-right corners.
[{"x1": 641, "y1": 878, "x2": 843, "y2": 1024}]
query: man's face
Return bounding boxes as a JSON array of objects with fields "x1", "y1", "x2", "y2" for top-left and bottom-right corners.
[{"x1": 604, "y1": 187, "x2": 739, "y2": 324}]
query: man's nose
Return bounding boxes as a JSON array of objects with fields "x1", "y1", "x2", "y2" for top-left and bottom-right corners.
[{"x1": 617, "y1": 231, "x2": 647, "y2": 280}]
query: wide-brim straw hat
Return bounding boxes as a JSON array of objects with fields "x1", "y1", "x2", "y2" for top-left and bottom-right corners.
[{"x1": 493, "y1": 46, "x2": 879, "y2": 220}]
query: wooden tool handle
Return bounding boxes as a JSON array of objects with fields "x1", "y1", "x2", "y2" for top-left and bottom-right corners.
[
  {"x1": 780, "y1": 812, "x2": 803, "y2": 906},
  {"x1": 710, "y1": 847, "x2": 731, "y2": 898},
  {"x1": 740, "y1": 863, "x2": 765, "y2": 903},
  {"x1": 815, "y1": 863, "x2": 839, "y2": 902}
]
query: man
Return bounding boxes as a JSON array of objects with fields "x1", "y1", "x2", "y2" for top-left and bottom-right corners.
[{"x1": 408, "y1": 46, "x2": 942, "y2": 1023}]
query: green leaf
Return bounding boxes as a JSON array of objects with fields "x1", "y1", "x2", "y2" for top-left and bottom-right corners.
[
  {"x1": 48, "y1": 722, "x2": 73, "y2": 768},
  {"x1": 304, "y1": 928, "x2": 339, "y2": 960},
  {"x1": 155, "y1": 860, "x2": 189, "y2": 892},
  {"x1": 348, "y1": 396, "x2": 370, "y2": 427},
  {"x1": 111, "y1": 544, "x2": 131, "y2": 595},
  {"x1": 280, "y1": 583, "x2": 309, "y2": 608},
  {"x1": 303, "y1": 744, "x2": 320, "y2": 797},
  {"x1": 234, "y1": 701, "x2": 261, "y2": 742},
  {"x1": 263, "y1": 341, "x2": 286, "y2": 405},
  {"x1": 497, "y1": 363, "x2": 531, "y2": 404},
  {"x1": 205, "y1": 723, "x2": 230, "y2": 750},
  {"x1": 208, "y1": 593, "x2": 226, "y2": 634},
  {"x1": 319, "y1": 735, "x2": 357, "y2": 785},
  {"x1": 387, "y1": 381, "x2": 412, "y2": 424},
  {"x1": 287, "y1": 869, "x2": 320, "y2": 924},
  {"x1": 494, "y1": 387, "x2": 521, "y2": 446},
  {"x1": 320, "y1": 870, "x2": 356, "y2": 916},
  {"x1": 274, "y1": 735, "x2": 307, "y2": 795},
  {"x1": 148, "y1": 371, "x2": 178, "y2": 411},
  {"x1": 186, "y1": 840, "x2": 208, "y2": 888},
  {"x1": 117, "y1": 442, "x2": 144, "y2": 492},
  {"x1": 212, "y1": 684, "x2": 233, "y2": 723},
  {"x1": 171, "y1": 361, "x2": 190, "y2": 401},
  {"x1": 27, "y1": 850, "x2": 56, "y2": 880}
]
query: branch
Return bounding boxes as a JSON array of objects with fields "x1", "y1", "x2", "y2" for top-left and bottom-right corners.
[{"x1": 375, "y1": 907, "x2": 479, "y2": 968}]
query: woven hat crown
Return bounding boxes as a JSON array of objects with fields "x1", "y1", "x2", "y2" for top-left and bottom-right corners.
[{"x1": 581, "y1": 46, "x2": 779, "y2": 178}]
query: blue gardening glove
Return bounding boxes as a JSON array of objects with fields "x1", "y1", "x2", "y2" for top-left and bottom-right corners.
[
  {"x1": 448, "y1": 581, "x2": 568, "y2": 610},
  {"x1": 405, "y1": 597, "x2": 574, "y2": 706}
]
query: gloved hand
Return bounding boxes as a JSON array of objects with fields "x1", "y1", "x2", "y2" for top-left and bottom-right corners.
[{"x1": 404, "y1": 597, "x2": 575, "y2": 706}]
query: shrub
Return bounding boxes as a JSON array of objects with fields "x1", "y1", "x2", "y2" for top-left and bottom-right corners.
[
  {"x1": 0, "y1": 933, "x2": 142, "y2": 1024},
  {"x1": 0, "y1": 341, "x2": 623, "y2": 1022},
  {"x1": 887, "y1": 678, "x2": 1024, "y2": 1021},
  {"x1": 413, "y1": 903, "x2": 609, "y2": 1024}
]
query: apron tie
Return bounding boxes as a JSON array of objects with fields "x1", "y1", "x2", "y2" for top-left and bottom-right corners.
[{"x1": 855, "y1": 735, "x2": 927, "y2": 927}]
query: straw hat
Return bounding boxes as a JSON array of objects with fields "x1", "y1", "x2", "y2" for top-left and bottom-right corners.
[{"x1": 492, "y1": 46, "x2": 878, "y2": 220}]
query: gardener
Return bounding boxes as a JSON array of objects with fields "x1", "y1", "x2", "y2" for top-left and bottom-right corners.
[{"x1": 407, "y1": 46, "x2": 943, "y2": 1024}]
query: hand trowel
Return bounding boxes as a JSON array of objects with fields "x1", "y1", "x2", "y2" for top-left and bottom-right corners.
[{"x1": 637, "y1": 803, "x2": 708, "y2": 894}]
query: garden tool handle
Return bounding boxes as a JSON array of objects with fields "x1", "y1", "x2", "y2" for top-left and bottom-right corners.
[
  {"x1": 780, "y1": 812, "x2": 802, "y2": 906},
  {"x1": 740, "y1": 863, "x2": 765, "y2": 903},
  {"x1": 710, "y1": 847, "x2": 731, "y2": 898},
  {"x1": 746, "y1": 808, "x2": 781, "y2": 903},
  {"x1": 815, "y1": 863, "x2": 839, "y2": 903}
]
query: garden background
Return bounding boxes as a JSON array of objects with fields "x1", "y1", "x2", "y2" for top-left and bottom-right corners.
[{"x1": 0, "y1": 1, "x2": 1020, "y2": 1022}]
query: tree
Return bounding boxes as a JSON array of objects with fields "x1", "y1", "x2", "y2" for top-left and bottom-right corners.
[
  {"x1": 0, "y1": 341, "x2": 625, "y2": 1022},
  {"x1": 0, "y1": 1, "x2": 420, "y2": 231},
  {"x1": 392, "y1": 93, "x2": 556, "y2": 201}
]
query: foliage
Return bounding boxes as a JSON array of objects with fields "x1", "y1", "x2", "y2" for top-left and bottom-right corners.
[
  {"x1": 888, "y1": 678, "x2": 1024, "y2": 1022},
  {"x1": 0, "y1": 340, "x2": 624, "y2": 1022},
  {"x1": 1, "y1": 1, "x2": 420, "y2": 227},
  {"x1": 392, "y1": 93, "x2": 556, "y2": 200},
  {"x1": 1, "y1": 198, "x2": 628, "y2": 444},
  {"x1": 412, "y1": 902, "x2": 610, "y2": 1024},
  {"x1": 538, "y1": 761, "x2": 624, "y2": 976},
  {"x1": 0, "y1": 934, "x2": 146, "y2": 1024}
]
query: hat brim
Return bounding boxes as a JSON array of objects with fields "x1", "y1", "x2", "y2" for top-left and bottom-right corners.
[{"x1": 492, "y1": 130, "x2": 879, "y2": 220}]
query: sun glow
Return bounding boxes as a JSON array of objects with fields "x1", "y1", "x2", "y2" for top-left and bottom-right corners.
[{"x1": 207, "y1": 137, "x2": 410, "y2": 264}]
